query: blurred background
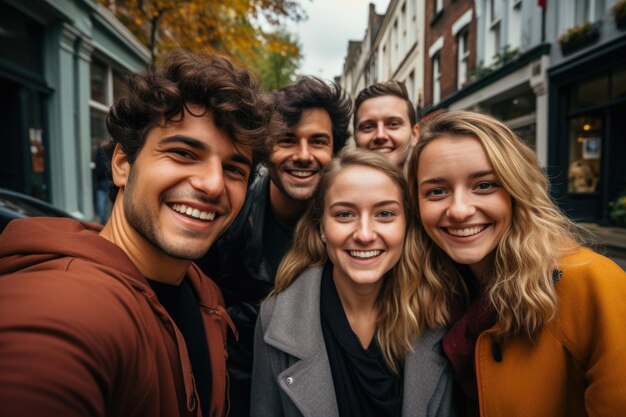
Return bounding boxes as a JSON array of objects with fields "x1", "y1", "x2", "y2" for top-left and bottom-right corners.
[{"x1": 0, "y1": 0, "x2": 624, "y2": 267}]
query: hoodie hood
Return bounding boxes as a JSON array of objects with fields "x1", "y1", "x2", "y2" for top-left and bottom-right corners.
[{"x1": 0, "y1": 217, "x2": 141, "y2": 279}]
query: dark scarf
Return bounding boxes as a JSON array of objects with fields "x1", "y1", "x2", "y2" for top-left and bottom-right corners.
[
  {"x1": 320, "y1": 262, "x2": 403, "y2": 417},
  {"x1": 442, "y1": 267, "x2": 497, "y2": 417}
]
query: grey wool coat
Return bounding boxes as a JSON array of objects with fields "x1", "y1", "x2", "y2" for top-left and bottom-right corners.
[{"x1": 250, "y1": 266, "x2": 454, "y2": 417}]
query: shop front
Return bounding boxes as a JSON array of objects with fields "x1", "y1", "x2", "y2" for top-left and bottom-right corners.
[{"x1": 548, "y1": 37, "x2": 626, "y2": 224}]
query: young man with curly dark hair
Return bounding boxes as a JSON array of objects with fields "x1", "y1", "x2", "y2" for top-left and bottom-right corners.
[
  {"x1": 197, "y1": 76, "x2": 352, "y2": 417},
  {"x1": 0, "y1": 49, "x2": 278, "y2": 417}
]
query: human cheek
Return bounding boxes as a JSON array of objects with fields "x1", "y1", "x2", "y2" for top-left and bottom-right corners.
[
  {"x1": 226, "y1": 181, "x2": 248, "y2": 213},
  {"x1": 313, "y1": 148, "x2": 333, "y2": 167}
]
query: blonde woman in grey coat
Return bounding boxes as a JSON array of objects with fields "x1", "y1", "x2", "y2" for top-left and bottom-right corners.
[{"x1": 251, "y1": 149, "x2": 453, "y2": 417}]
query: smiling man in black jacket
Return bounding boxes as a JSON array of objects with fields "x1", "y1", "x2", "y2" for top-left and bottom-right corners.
[{"x1": 197, "y1": 76, "x2": 351, "y2": 417}]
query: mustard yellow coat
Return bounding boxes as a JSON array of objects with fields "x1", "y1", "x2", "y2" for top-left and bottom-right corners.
[{"x1": 475, "y1": 248, "x2": 626, "y2": 417}]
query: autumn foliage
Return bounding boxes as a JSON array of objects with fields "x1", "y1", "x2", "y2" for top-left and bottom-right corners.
[{"x1": 99, "y1": 0, "x2": 306, "y2": 70}]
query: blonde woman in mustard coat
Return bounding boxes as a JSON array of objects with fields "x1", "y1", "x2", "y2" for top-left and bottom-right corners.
[{"x1": 407, "y1": 110, "x2": 626, "y2": 417}]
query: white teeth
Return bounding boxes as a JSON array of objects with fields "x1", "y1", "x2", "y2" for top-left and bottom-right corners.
[
  {"x1": 447, "y1": 225, "x2": 487, "y2": 237},
  {"x1": 171, "y1": 204, "x2": 216, "y2": 221},
  {"x1": 290, "y1": 170, "x2": 314, "y2": 178},
  {"x1": 349, "y1": 250, "x2": 382, "y2": 259}
]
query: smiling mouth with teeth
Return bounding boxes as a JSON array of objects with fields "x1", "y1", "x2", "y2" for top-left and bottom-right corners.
[
  {"x1": 288, "y1": 170, "x2": 315, "y2": 178},
  {"x1": 349, "y1": 250, "x2": 382, "y2": 259},
  {"x1": 446, "y1": 225, "x2": 487, "y2": 237},
  {"x1": 170, "y1": 203, "x2": 216, "y2": 221}
]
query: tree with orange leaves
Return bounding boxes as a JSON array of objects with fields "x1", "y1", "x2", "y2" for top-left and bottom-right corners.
[{"x1": 99, "y1": 0, "x2": 307, "y2": 68}]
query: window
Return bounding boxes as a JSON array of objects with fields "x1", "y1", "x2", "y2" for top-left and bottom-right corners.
[
  {"x1": 567, "y1": 115, "x2": 602, "y2": 193},
  {"x1": 433, "y1": 54, "x2": 441, "y2": 103},
  {"x1": 435, "y1": 0, "x2": 443, "y2": 15},
  {"x1": 89, "y1": 58, "x2": 126, "y2": 208},
  {"x1": 407, "y1": 70, "x2": 415, "y2": 103},
  {"x1": 575, "y1": 0, "x2": 606, "y2": 25},
  {"x1": 457, "y1": 28, "x2": 470, "y2": 89},
  {"x1": 487, "y1": 0, "x2": 502, "y2": 63},
  {"x1": 508, "y1": 0, "x2": 522, "y2": 49}
]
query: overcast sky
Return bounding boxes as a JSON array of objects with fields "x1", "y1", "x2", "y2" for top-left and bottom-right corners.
[{"x1": 286, "y1": 0, "x2": 391, "y2": 82}]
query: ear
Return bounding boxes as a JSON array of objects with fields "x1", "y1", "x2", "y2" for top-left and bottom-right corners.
[
  {"x1": 319, "y1": 224, "x2": 326, "y2": 243},
  {"x1": 410, "y1": 123, "x2": 420, "y2": 147},
  {"x1": 110, "y1": 144, "x2": 131, "y2": 188}
]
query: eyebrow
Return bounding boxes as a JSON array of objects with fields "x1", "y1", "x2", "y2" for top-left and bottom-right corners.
[
  {"x1": 158, "y1": 135, "x2": 252, "y2": 168},
  {"x1": 329, "y1": 200, "x2": 402, "y2": 209},
  {"x1": 419, "y1": 169, "x2": 495, "y2": 186}
]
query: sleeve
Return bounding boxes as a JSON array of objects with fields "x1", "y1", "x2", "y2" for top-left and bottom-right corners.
[
  {"x1": 557, "y1": 252, "x2": 626, "y2": 416},
  {"x1": 250, "y1": 300, "x2": 285, "y2": 417},
  {"x1": 0, "y1": 270, "x2": 148, "y2": 417}
]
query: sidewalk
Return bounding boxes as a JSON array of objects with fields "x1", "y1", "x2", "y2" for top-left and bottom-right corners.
[{"x1": 580, "y1": 223, "x2": 626, "y2": 270}]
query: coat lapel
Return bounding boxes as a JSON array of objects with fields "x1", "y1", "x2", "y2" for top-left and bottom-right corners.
[
  {"x1": 402, "y1": 328, "x2": 449, "y2": 416},
  {"x1": 263, "y1": 266, "x2": 339, "y2": 417}
]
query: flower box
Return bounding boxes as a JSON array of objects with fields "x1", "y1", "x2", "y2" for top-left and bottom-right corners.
[{"x1": 558, "y1": 22, "x2": 601, "y2": 56}]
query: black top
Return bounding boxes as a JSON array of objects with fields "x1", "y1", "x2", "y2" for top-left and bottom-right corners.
[
  {"x1": 148, "y1": 277, "x2": 212, "y2": 417},
  {"x1": 320, "y1": 263, "x2": 403, "y2": 417},
  {"x1": 262, "y1": 204, "x2": 294, "y2": 280}
]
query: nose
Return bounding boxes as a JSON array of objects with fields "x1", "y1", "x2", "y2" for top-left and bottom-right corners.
[
  {"x1": 293, "y1": 139, "x2": 312, "y2": 162},
  {"x1": 446, "y1": 190, "x2": 476, "y2": 221},
  {"x1": 375, "y1": 122, "x2": 385, "y2": 138},
  {"x1": 373, "y1": 122, "x2": 387, "y2": 144},
  {"x1": 189, "y1": 158, "x2": 225, "y2": 199},
  {"x1": 353, "y1": 216, "x2": 376, "y2": 243}
]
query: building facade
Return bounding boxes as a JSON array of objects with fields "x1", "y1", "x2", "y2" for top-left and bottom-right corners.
[
  {"x1": 546, "y1": 0, "x2": 626, "y2": 224},
  {"x1": 341, "y1": 0, "x2": 425, "y2": 106},
  {"x1": 0, "y1": 0, "x2": 149, "y2": 220},
  {"x1": 423, "y1": 0, "x2": 476, "y2": 109}
]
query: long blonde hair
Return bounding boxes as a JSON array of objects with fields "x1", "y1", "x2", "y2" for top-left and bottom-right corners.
[
  {"x1": 407, "y1": 111, "x2": 583, "y2": 339},
  {"x1": 272, "y1": 148, "x2": 422, "y2": 372}
]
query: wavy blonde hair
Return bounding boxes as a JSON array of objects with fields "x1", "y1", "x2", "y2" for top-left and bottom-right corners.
[
  {"x1": 272, "y1": 148, "x2": 422, "y2": 372},
  {"x1": 407, "y1": 111, "x2": 583, "y2": 339}
]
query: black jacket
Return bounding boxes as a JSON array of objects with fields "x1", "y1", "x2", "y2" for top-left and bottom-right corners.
[{"x1": 197, "y1": 169, "x2": 288, "y2": 417}]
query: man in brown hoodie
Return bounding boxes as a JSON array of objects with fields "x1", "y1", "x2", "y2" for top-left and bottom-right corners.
[{"x1": 0, "y1": 49, "x2": 278, "y2": 417}]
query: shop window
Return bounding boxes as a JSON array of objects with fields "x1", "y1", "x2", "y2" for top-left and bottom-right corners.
[
  {"x1": 0, "y1": 3, "x2": 43, "y2": 73},
  {"x1": 489, "y1": 89, "x2": 536, "y2": 121},
  {"x1": 569, "y1": 73, "x2": 608, "y2": 112},
  {"x1": 512, "y1": 124, "x2": 536, "y2": 151},
  {"x1": 611, "y1": 65, "x2": 626, "y2": 100},
  {"x1": 89, "y1": 59, "x2": 127, "y2": 222},
  {"x1": 567, "y1": 115, "x2": 603, "y2": 193},
  {"x1": 90, "y1": 60, "x2": 108, "y2": 105}
]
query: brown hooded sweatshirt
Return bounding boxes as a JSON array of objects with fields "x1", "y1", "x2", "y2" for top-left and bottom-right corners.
[{"x1": 0, "y1": 217, "x2": 233, "y2": 417}]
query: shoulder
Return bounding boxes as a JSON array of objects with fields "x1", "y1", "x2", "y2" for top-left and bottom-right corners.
[
  {"x1": 0, "y1": 259, "x2": 149, "y2": 339},
  {"x1": 258, "y1": 266, "x2": 323, "y2": 329},
  {"x1": 551, "y1": 248, "x2": 626, "y2": 353},
  {"x1": 556, "y1": 247, "x2": 626, "y2": 297}
]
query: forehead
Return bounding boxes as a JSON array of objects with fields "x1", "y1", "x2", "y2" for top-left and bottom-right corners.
[
  {"x1": 418, "y1": 135, "x2": 492, "y2": 175},
  {"x1": 357, "y1": 95, "x2": 410, "y2": 120},
  {"x1": 146, "y1": 105, "x2": 252, "y2": 158},
  {"x1": 325, "y1": 165, "x2": 402, "y2": 204},
  {"x1": 294, "y1": 107, "x2": 332, "y2": 130}
]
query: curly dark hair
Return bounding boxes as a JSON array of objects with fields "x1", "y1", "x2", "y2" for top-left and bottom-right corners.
[
  {"x1": 271, "y1": 76, "x2": 352, "y2": 154},
  {"x1": 353, "y1": 80, "x2": 417, "y2": 131},
  {"x1": 105, "y1": 49, "x2": 280, "y2": 199}
]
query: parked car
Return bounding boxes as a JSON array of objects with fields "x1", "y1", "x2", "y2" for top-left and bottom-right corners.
[{"x1": 0, "y1": 188, "x2": 76, "y2": 233}]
